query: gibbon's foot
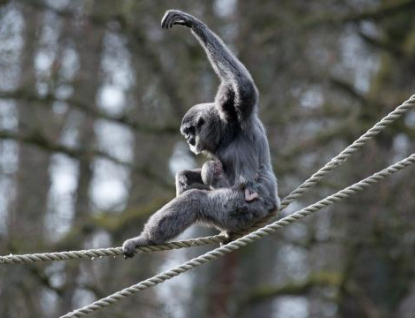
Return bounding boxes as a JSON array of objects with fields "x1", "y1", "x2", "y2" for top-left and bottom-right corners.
[
  {"x1": 245, "y1": 188, "x2": 259, "y2": 202},
  {"x1": 122, "y1": 239, "x2": 137, "y2": 259},
  {"x1": 122, "y1": 237, "x2": 148, "y2": 259},
  {"x1": 219, "y1": 230, "x2": 232, "y2": 246}
]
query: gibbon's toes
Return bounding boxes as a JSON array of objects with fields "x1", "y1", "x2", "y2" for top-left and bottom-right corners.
[
  {"x1": 219, "y1": 230, "x2": 233, "y2": 246},
  {"x1": 122, "y1": 239, "x2": 137, "y2": 259}
]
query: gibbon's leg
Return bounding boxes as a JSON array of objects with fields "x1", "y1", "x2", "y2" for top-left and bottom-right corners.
[{"x1": 122, "y1": 188, "x2": 271, "y2": 258}]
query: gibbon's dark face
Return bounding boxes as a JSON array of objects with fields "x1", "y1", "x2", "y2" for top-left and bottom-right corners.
[{"x1": 180, "y1": 103, "x2": 216, "y2": 155}]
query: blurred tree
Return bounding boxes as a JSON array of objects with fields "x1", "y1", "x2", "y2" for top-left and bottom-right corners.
[
  {"x1": 3, "y1": 4, "x2": 52, "y2": 317},
  {"x1": 57, "y1": 1, "x2": 107, "y2": 314},
  {"x1": 0, "y1": 0, "x2": 414, "y2": 317}
]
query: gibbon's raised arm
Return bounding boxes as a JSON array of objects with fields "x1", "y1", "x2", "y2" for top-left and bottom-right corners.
[{"x1": 161, "y1": 10, "x2": 258, "y2": 122}]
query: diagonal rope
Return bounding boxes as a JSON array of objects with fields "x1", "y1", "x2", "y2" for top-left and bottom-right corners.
[
  {"x1": 281, "y1": 94, "x2": 415, "y2": 208},
  {"x1": 61, "y1": 153, "x2": 415, "y2": 318},
  {"x1": 0, "y1": 94, "x2": 414, "y2": 265},
  {"x1": 237, "y1": 94, "x2": 415, "y2": 234}
]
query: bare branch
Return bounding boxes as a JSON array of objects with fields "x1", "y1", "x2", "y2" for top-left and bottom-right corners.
[
  {"x1": 0, "y1": 129, "x2": 171, "y2": 187},
  {"x1": 245, "y1": 272, "x2": 342, "y2": 304},
  {"x1": 263, "y1": 0, "x2": 415, "y2": 44},
  {"x1": 0, "y1": 90, "x2": 176, "y2": 135},
  {"x1": 358, "y1": 31, "x2": 406, "y2": 59}
]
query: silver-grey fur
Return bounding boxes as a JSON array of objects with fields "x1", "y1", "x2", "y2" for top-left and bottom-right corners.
[
  {"x1": 122, "y1": 10, "x2": 280, "y2": 258},
  {"x1": 201, "y1": 160, "x2": 260, "y2": 202}
]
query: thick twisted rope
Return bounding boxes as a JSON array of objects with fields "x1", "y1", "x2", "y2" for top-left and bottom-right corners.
[
  {"x1": 281, "y1": 94, "x2": 415, "y2": 207},
  {"x1": 1, "y1": 94, "x2": 414, "y2": 265},
  {"x1": 0, "y1": 235, "x2": 226, "y2": 265},
  {"x1": 61, "y1": 153, "x2": 415, "y2": 318}
]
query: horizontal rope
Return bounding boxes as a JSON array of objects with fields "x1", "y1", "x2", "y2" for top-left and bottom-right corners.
[
  {"x1": 61, "y1": 153, "x2": 415, "y2": 317},
  {"x1": 1, "y1": 94, "x2": 414, "y2": 265},
  {"x1": 0, "y1": 235, "x2": 226, "y2": 265}
]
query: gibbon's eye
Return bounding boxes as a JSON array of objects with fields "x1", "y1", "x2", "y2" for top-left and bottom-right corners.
[
  {"x1": 187, "y1": 126, "x2": 195, "y2": 135},
  {"x1": 182, "y1": 125, "x2": 195, "y2": 135},
  {"x1": 197, "y1": 117, "x2": 205, "y2": 128}
]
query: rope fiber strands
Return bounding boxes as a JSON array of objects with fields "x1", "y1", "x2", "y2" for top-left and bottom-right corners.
[
  {"x1": 0, "y1": 235, "x2": 226, "y2": 265},
  {"x1": 0, "y1": 94, "x2": 414, "y2": 265},
  {"x1": 61, "y1": 153, "x2": 415, "y2": 318}
]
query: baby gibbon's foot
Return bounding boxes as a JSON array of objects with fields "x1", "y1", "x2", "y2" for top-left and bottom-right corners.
[{"x1": 245, "y1": 188, "x2": 259, "y2": 202}]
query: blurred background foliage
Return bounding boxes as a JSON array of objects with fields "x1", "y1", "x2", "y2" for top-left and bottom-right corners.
[{"x1": 0, "y1": 0, "x2": 414, "y2": 317}]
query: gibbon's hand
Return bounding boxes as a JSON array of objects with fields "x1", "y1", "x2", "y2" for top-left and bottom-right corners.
[{"x1": 161, "y1": 10, "x2": 197, "y2": 29}]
